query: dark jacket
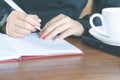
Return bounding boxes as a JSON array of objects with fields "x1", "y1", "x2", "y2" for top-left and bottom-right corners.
[
  {"x1": 0, "y1": 0, "x2": 88, "y2": 29},
  {"x1": 1, "y1": 0, "x2": 120, "y2": 35}
]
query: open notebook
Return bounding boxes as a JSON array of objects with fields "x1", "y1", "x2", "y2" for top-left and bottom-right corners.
[{"x1": 0, "y1": 33, "x2": 83, "y2": 62}]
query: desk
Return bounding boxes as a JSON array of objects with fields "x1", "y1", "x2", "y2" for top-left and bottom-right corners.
[{"x1": 0, "y1": 37, "x2": 120, "y2": 80}]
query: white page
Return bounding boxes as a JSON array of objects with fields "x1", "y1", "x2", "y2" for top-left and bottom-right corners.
[
  {"x1": 0, "y1": 33, "x2": 19, "y2": 60},
  {"x1": 4, "y1": 33, "x2": 83, "y2": 56}
]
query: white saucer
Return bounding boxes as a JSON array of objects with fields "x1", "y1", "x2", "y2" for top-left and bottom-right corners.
[{"x1": 89, "y1": 27, "x2": 120, "y2": 46}]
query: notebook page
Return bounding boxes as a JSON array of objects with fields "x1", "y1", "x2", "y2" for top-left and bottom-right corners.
[
  {"x1": 0, "y1": 33, "x2": 19, "y2": 60},
  {"x1": 4, "y1": 33, "x2": 83, "y2": 56}
]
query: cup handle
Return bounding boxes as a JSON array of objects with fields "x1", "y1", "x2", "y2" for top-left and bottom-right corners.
[{"x1": 89, "y1": 13, "x2": 108, "y2": 36}]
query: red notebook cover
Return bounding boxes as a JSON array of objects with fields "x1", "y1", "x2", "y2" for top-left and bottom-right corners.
[
  {"x1": 0, "y1": 53, "x2": 83, "y2": 63},
  {"x1": 0, "y1": 33, "x2": 83, "y2": 63}
]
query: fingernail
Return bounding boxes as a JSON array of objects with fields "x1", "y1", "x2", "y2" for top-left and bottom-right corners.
[
  {"x1": 39, "y1": 31, "x2": 44, "y2": 34},
  {"x1": 40, "y1": 33, "x2": 45, "y2": 39},
  {"x1": 39, "y1": 32, "x2": 42, "y2": 36},
  {"x1": 43, "y1": 35, "x2": 48, "y2": 40}
]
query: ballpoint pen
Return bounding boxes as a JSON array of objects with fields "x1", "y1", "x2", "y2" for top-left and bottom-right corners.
[{"x1": 4, "y1": 0, "x2": 42, "y2": 31}]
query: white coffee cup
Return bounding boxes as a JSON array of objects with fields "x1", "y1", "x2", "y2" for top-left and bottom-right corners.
[{"x1": 90, "y1": 7, "x2": 120, "y2": 40}]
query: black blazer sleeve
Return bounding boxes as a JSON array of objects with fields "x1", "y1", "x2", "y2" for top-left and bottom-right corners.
[
  {"x1": 0, "y1": 0, "x2": 11, "y2": 15},
  {"x1": 0, "y1": 0, "x2": 11, "y2": 33}
]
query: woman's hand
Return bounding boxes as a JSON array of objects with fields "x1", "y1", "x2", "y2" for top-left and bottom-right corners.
[
  {"x1": 39, "y1": 14, "x2": 84, "y2": 41},
  {"x1": 6, "y1": 10, "x2": 41, "y2": 38}
]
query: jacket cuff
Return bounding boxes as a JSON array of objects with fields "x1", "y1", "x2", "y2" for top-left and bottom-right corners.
[
  {"x1": 78, "y1": 18, "x2": 91, "y2": 36},
  {"x1": 0, "y1": 14, "x2": 8, "y2": 34}
]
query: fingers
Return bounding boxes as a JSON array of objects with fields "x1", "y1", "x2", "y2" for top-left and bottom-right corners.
[
  {"x1": 55, "y1": 28, "x2": 73, "y2": 41},
  {"x1": 6, "y1": 10, "x2": 41, "y2": 38},
  {"x1": 43, "y1": 14, "x2": 65, "y2": 29},
  {"x1": 26, "y1": 15, "x2": 41, "y2": 25},
  {"x1": 39, "y1": 14, "x2": 84, "y2": 41},
  {"x1": 6, "y1": 25, "x2": 31, "y2": 38},
  {"x1": 39, "y1": 14, "x2": 70, "y2": 38},
  {"x1": 19, "y1": 14, "x2": 41, "y2": 29},
  {"x1": 14, "y1": 19, "x2": 36, "y2": 32},
  {"x1": 14, "y1": 27, "x2": 31, "y2": 35},
  {"x1": 28, "y1": 15, "x2": 41, "y2": 23},
  {"x1": 6, "y1": 23, "x2": 32, "y2": 38},
  {"x1": 40, "y1": 23, "x2": 70, "y2": 39},
  {"x1": 8, "y1": 31, "x2": 30, "y2": 38}
]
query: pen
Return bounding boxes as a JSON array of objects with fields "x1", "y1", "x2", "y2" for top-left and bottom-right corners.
[{"x1": 4, "y1": 0, "x2": 42, "y2": 31}]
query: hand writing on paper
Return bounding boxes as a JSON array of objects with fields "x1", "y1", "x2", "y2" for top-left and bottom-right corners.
[
  {"x1": 6, "y1": 11, "x2": 41, "y2": 38},
  {"x1": 39, "y1": 14, "x2": 84, "y2": 41}
]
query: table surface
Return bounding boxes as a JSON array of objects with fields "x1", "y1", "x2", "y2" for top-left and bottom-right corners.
[{"x1": 0, "y1": 37, "x2": 120, "y2": 80}]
